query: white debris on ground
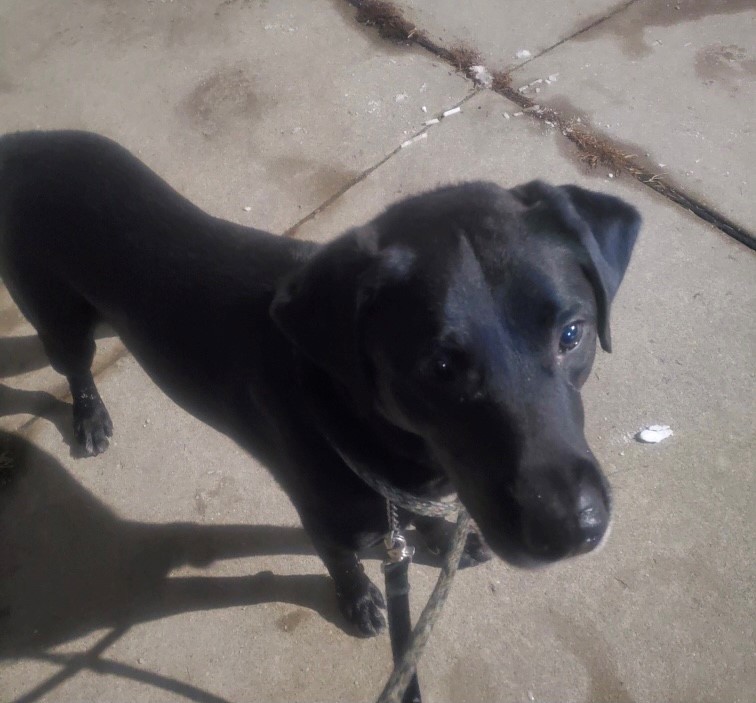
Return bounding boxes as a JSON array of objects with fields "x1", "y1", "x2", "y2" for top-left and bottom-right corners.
[
  {"x1": 263, "y1": 23, "x2": 296, "y2": 32},
  {"x1": 516, "y1": 49, "x2": 532, "y2": 59},
  {"x1": 636, "y1": 425, "x2": 674, "y2": 444},
  {"x1": 400, "y1": 132, "x2": 427, "y2": 149},
  {"x1": 242, "y1": 206, "x2": 252, "y2": 212},
  {"x1": 518, "y1": 73, "x2": 559, "y2": 94},
  {"x1": 408, "y1": 104, "x2": 464, "y2": 147},
  {"x1": 469, "y1": 64, "x2": 494, "y2": 88},
  {"x1": 395, "y1": 93, "x2": 408, "y2": 103}
]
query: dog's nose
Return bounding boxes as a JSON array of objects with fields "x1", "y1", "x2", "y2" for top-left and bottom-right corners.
[
  {"x1": 520, "y1": 476, "x2": 610, "y2": 561},
  {"x1": 572, "y1": 484, "x2": 609, "y2": 555}
]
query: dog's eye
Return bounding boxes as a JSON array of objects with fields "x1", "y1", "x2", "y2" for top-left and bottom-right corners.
[
  {"x1": 428, "y1": 349, "x2": 469, "y2": 383},
  {"x1": 433, "y1": 352, "x2": 457, "y2": 381},
  {"x1": 559, "y1": 322, "x2": 584, "y2": 353}
]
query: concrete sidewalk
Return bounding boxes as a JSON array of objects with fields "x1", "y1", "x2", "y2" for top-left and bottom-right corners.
[{"x1": 1, "y1": 1, "x2": 754, "y2": 702}]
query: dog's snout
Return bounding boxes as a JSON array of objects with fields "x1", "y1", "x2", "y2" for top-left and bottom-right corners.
[{"x1": 518, "y1": 463, "x2": 610, "y2": 562}]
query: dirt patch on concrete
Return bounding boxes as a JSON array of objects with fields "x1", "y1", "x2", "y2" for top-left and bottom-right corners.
[
  {"x1": 576, "y1": 0, "x2": 756, "y2": 58},
  {"x1": 276, "y1": 608, "x2": 313, "y2": 633},
  {"x1": 695, "y1": 43, "x2": 756, "y2": 90},
  {"x1": 179, "y1": 66, "x2": 260, "y2": 139}
]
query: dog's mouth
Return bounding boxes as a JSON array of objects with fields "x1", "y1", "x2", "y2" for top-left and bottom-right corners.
[{"x1": 454, "y1": 472, "x2": 612, "y2": 569}]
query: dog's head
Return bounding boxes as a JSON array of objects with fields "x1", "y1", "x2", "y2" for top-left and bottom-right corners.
[{"x1": 272, "y1": 181, "x2": 640, "y2": 567}]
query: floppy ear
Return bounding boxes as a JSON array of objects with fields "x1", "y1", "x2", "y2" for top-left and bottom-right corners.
[
  {"x1": 270, "y1": 227, "x2": 376, "y2": 394},
  {"x1": 512, "y1": 181, "x2": 641, "y2": 352},
  {"x1": 270, "y1": 226, "x2": 414, "y2": 399}
]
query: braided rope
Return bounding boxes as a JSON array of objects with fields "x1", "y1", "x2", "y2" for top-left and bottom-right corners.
[
  {"x1": 331, "y1": 444, "x2": 460, "y2": 518},
  {"x1": 377, "y1": 507, "x2": 471, "y2": 703}
]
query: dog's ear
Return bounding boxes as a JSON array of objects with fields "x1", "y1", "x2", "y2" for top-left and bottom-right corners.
[
  {"x1": 512, "y1": 181, "x2": 641, "y2": 352},
  {"x1": 270, "y1": 226, "x2": 414, "y2": 397}
]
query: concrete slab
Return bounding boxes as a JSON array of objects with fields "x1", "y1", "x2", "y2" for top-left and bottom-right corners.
[
  {"x1": 510, "y1": 0, "x2": 756, "y2": 234},
  {"x1": 390, "y1": 0, "x2": 630, "y2": 71},
  {"x1": 0, "y1": 0, "x2": 470, "y2": 233}
]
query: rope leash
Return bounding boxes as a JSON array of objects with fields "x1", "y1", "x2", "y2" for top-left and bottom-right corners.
[{"x1": 376, "y1": 503, "x2": 470, "y2": 703}]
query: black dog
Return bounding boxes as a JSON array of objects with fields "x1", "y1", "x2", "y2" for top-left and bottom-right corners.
[{"x1": 0, "y1": 130, "x2": 639, "y2": 636}]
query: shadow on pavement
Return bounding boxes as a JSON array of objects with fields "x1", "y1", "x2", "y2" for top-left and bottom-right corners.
[
  {"x1": 0, "y1": 428, "x2": 347, "y2": 660},
  {"x1": 0, "y1": 326, "x2": 116, "y2": 380},
  {"x1": 0, "y1": 333, "x2": 51, "y2": 379},
  {"x1": 0, "y1": 408, "x2": 449, "y2": 701},
  {"x1": 0, "y1": 384, "x2": 76, "y2": 450}
]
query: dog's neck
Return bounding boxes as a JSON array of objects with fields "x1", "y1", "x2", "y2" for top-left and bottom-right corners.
[{"x1": 297, "y1": 357, "x2": 452, "y2": 499}]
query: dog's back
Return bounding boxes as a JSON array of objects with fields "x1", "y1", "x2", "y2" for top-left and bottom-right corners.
[
  {"x1": 0, "y1": 131, "x2": 298, "y2": 306},
  {"x1": 0, "y1": 130, "x2": 314, "y2": 441}
]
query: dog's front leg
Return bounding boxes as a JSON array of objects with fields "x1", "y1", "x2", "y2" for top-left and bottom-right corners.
[{"x1": 310, "y1": 536, "x2": 386, "y2": 637}]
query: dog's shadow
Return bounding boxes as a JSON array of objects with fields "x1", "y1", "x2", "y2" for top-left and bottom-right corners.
[
  {"x1": 0, "y1": 326, "x2": 115, "y2": 380},
  {"x1": 0, "y1": 383, "x2": 79, "y2": 452},
  {"x1": 0, "y1": 429, "x2": 352, "y2": 658},
  {"x1": 0, "y1": 332, "x2": 51, "y2": 379}
]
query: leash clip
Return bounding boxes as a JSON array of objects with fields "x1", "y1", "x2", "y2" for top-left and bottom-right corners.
[
  {"x1": 383, "y1": 531, "x2": 415, "y2": 568},
  {"x1": 383, "y1": 500, "x2": 415, "y2": 570}
]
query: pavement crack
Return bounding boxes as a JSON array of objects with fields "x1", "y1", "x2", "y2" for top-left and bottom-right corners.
[
  {"x1": 340, "y1": 0, "x2": 756, "y2": 250},
  {"x1": 284, "y1": 91, "x2": 477, "y2": 238},
  {"x1": 519, "y1": 0, "x2": 640, "y2": 67},
  {"x1": 283, "y1": 146, "x2": 399, "y2": 238}
]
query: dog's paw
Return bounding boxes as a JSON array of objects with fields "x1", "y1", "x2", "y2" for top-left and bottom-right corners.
[
  {"x1": 337, "y1": 579, "x2": 386, "y2": 637},
  {"x1": 458, "y1": 529, "x2": 494, "y2": 569},
  {"x1": 73, "y1": 403, "x2": 113, "y2": 456}
]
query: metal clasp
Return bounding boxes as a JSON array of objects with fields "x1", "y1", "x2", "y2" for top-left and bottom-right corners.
[{"x1": 382, "y1": 530, "x2": 415, "y2": 570}]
